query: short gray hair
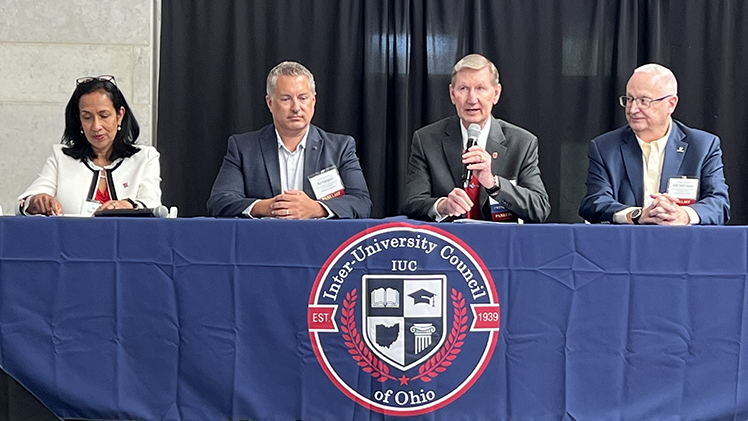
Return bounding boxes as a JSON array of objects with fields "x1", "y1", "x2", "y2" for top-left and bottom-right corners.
[
  {"x1": 451, "y1": 54, "x2": 499, "y2": 86},
  {"x1": 633, "y1": 63, "x2": 678, "y2": 95},
  {"x1": 266, "y1": 61, "x2": 316, "y2": 96}
]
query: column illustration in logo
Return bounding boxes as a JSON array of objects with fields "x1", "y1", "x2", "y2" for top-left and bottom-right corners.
[
  {"x1": 308, "y1": 222, "x2": 500, "y2": 416},
  {"x1": 363, "y1": 275, "x2": 446, "y2": 371}
]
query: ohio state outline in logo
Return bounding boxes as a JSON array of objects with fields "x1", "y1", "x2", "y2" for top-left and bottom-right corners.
[{"x1": 308, "y1": 222, "x2": 500, "y2": 416}]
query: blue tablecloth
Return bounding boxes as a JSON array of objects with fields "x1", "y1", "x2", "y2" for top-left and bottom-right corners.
[{"x1": 0, "y1": 217, "x2": 746, "y2": 420}]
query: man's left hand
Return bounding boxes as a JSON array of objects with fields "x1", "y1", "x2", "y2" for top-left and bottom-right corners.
[
  {"x1": 270, "y1": 190, "x2": 327, "y2": 219},
  {"x1": 462, "y1": 145, "x2": 494, "y2": 188}
]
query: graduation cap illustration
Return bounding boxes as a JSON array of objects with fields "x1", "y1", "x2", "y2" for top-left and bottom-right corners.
[{"x1": 409, "y1": 289, "x2": 436, "y2": 307}]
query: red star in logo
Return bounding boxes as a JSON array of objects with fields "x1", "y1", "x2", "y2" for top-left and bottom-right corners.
[
  {"x1": 398, "y1": 374, "x2": 409, "y2": 386},
  {"x1": 123, "y1": 182, "x2": 129, "y2": 188}
]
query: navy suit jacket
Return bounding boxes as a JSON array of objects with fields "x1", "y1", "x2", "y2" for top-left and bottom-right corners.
[
  {"x1": 579, "y1": 120, "x2": 730, "y2": 224},
  {"x1": 401, "y1": 116, "x2": 551, "y2": 222},
  {"x1": 207, "y1": 124, "x2": 371, "y2": 218}
]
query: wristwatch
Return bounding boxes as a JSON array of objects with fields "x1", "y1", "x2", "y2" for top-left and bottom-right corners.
[
  {"x1": 630, "y1": 208, "x2": 642, "y2": 225},
  {"x1": 485, "y1": 175, "x2": 501, "y2": 195}
]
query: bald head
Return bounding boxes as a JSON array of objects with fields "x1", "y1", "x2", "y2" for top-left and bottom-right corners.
[
  {"x1": 632, "y1": 64, "x2": 678, "y2": 96},
  {"x1": 625, "y1": 64, "x2": 679, "y2": 142}
]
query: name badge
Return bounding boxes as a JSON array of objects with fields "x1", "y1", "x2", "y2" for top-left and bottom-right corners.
[
  {"x1": 667, "y1": 177, "x2": 699, "y2": 205},
  {"x1": 489, "y1": 200, "x2": 517, "y2": 222},
  {"x1": 79, "y1": 200, "x2": 101, "y2": 217},
  {"x1": 488, "y1": 179, "x2": 523, "y2": 224},
  {"x1": 308, "y1": 166, "x2": 345, "y2": 200}
]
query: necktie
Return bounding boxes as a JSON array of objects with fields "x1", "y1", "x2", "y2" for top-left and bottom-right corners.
[{"x1": 465, "y1": 175, "x2": 481, "y2": 220}]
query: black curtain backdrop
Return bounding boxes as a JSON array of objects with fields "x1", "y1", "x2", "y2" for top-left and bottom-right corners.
[
  {"x1": 158, "y1": 0, "x2": 748, "y2": 223},
  {"x1": 0, "y1": 367, "x2": 61, "y2": 421}
]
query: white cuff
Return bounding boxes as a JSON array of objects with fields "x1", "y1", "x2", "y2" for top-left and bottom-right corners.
[
  {"x1": 16, "y1": 195, "x2": 32, "y2": 216},
  {"x1": 613, "y1": 207, "x2": 638, "y2": 224},
  {"x1": 429, "y1": 198, "x2": 449, "y2": 222},
  {"x1": 243, "y1": 200, "x2": 260, "y2": 218},
  {"x1": 318, "y1": 201, "x2": 334, "y2": 219},
  {"x1": 683, "y1": 206, "x2": 700, "y2": 225}
]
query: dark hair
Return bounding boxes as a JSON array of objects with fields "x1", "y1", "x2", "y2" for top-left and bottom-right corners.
[{"x1": 62, "y1": 79, "x2": 140, "y2": 161}]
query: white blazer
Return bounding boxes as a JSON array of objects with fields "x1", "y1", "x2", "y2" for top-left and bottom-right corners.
[{"x1": 17, "y1": 144, "x2": 162, "y2": 215}]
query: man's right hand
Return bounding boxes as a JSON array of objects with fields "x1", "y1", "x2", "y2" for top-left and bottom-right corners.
[
  {"x1": 436, "y1": 188, "x2": 474, "y2": 218},
  {"x1": 26, "y1": 193, "x2": 62, "y2": 216}
]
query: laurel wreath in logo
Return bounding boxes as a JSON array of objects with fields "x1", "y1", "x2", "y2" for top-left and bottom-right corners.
[
  {"x1": 340, "y1": 288, "x2": 467, "y2": 384},
  {"x1": 341, "y1": 289, "x2": 397, "y2": 383}
]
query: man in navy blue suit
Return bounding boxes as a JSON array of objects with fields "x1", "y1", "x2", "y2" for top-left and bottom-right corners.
[
  {"x1": 579, "y1": 64, "x2": 729, "y2": 225},
  {"x1": 207, "y1": 61, "x2": 371, "y2": 219}
]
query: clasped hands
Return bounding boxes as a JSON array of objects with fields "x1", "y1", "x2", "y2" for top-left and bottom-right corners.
[
  {"x1": 252, "y1": 190, "x2": 327, "y2": 219},
  {"x1": 437, "y1": 145, "x2": 495, "y2": 217},
  {"x1": 25, "y1": 193, "x2": 135, "y2": 216},
  {"x1": 638, "y1": 193, "x2": 691, "y2": 225}
]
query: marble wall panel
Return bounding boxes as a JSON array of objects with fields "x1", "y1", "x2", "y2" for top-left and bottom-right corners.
[
  {"x1": 0, "y1": 44, "x2": 135, "y2": 103},
  {"x1": 0, "y1": 0, "x2": 151, "y2": 45},
  {"x1": 0, "y1": 104, "x2": 65, "y2": 214},
  {"x1": 132, "y1": 103, "x2": 152, "y2": 146}
]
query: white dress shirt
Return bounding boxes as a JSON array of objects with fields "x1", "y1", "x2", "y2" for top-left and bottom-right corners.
[
  {"x1": 244, "y1": 127, "x2": 332, "y2": 218},
  {"x1": 431, "y1": 118, "x2": 492, "y2": 221},
  {"x1": 614, "y1": 118, "x2": 699, "y2": 224}
]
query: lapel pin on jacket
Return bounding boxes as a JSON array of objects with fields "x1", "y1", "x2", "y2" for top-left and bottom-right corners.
[
  {"x1": 492, "y1": 152, "x2": 498, "y2": 159},
  {"x1": 676, "y1": 146, "x2": 685, "y2": 153}
]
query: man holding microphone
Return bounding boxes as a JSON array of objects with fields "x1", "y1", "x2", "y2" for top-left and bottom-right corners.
[{"x1": 401, "y1": 53, "x2": 550, "y2": 222}]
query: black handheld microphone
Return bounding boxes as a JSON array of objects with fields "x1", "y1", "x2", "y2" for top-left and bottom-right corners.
[
  {"x1": 461, "y1": 123, "x2": 482, "y2": 187},
  {"x1": 94, "y1": 205, "x2": 169, "y2": 218}
]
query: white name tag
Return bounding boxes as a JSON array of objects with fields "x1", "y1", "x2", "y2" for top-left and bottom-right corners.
[
  {"x1": 79, "y1": 200, "x2": 101, "y2": 217},
  {"x1": 308, "y1": 166, "x2": 345, "y2": 200},
  {"x1": 667, "y1": 177, "x2": 699, "y2": 205}
]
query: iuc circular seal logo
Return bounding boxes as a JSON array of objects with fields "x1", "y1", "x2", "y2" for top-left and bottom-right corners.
[{"x1": 308, "y1": 222, "x2": 500, "y2": 416}]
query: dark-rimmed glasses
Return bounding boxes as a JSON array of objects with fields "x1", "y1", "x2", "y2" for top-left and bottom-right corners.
[
  {"x1": 618, "y1": 95, "x2": 672, "y2": 109},
  {"x1": 76, "y1": 75, "x2": 117, "y2": 86}
]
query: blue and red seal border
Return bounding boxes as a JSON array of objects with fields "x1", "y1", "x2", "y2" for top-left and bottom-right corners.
[{"x1": 308, "y1": 222, "x2": 500, "y2": 416}]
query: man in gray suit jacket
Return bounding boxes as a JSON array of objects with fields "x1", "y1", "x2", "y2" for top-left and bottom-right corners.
[
  {"x1": 207, "y1": 61, "x2": 371, "y2": 219},
  {"x1": 401, "y1": 54, "x2": 550, "y2": 222}
]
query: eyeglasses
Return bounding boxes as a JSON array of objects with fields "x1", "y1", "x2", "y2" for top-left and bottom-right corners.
[
  {"x1": 76, "y1": 75, "x2": 117, "y2": 86},
  {"x1": 618, "y1": 94, "x2": 672, "y2": 109}
]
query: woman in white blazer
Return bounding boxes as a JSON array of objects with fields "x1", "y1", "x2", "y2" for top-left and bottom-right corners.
[{"x1": 17, "y1": 75, "x2": 161, "y2": 216}]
